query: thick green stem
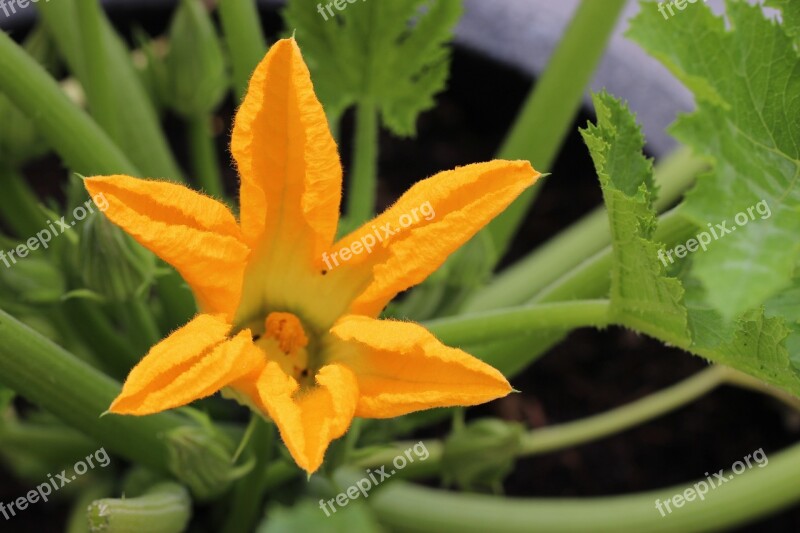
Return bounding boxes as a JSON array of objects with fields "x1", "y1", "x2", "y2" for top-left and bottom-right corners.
[
  {"x1": 0, "y1": 309, "x2": 185, "y2": 472},
  {"x1": 187, "y1": 115, "x2": 225, "y2": 198},
  {"x1": 218, "y1": 0, "x2": 267, "y2": 100},
  {"x1": 467, "y1": 147, "x2": 706, "y2": 312},
  {"x1": 0, "y1": 167, "x2": 47, "y2": 238},
  {"x1": 346, "y1": 102, "x2": 379, "y2": 229},
  {"x1": 483, "y1": 0, "x2": 629, "y2": 256},
  {"x1": 222, "y1": 416, "x2": 275, "y2": 533},
  {"x1": 76, "y1": 0, "x2": 119, "y2": 143},
  {"x1": 0, "y1": 31, "x2": 138, "y2": 176},
  {"x1": 38, "y1": 0, "x2": 184, "y2": 181},
  {"x1": 425, "y1": 300, "x2": 610, "y2": 347},
  {"x1": 87, "y1": 482, "x2": 192, "y2": 533},
  {"x1": 0, "y1": 420, "x2": 98, "y2": 466},
  {"x1": 369, "y1": 436, "x2": 800, "y2": 533}
]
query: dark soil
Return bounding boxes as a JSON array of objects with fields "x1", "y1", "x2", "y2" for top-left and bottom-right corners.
[{"x1": 2, "y1": 3, "x2": 798, "y2": 532}]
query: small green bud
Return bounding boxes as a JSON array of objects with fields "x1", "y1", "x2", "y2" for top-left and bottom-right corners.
[
  {"x1": 79, "y1": 212, "x2": 155, "y2": 302},
  {"x1": 88, "y1": 483, "x2": 192, "y2": 533},
  {"x1": 166, "y1": 0, "x2": 228, "y2": 116},
  {"x1": 165, "y1": 426, "x2": 252, "y2": 501},
  {"x1": 441, "y1": 418, "x2": 525, "y2": 492},
  {"x1": 0, "y1": 258, "x2": 66, "y2": 305}
]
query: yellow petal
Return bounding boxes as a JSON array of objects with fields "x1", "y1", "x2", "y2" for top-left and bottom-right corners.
[
  {"x1": 109, "y1": 315, "x2": 263, "y2": 415},
  {"x1": 331, "y1": 160, "x2": 540, "y2": 316},
  {"x1": 255, "y1": 362, "x2": 358, "y2": 474},
  {"x1": 331, "y1": 315, "x2": 512, "y2": 418},
  {"x1": 231, "y1": 38, "x2": 342, "y2": 260},
  {"x1": 84, "y1": 175, "x2": 250, "y2": 320}
]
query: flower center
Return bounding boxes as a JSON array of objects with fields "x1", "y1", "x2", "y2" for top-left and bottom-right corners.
[
  {"x1": 256, "y1": 312, "x2": 313, "y2": 386},
  {"x1": 265, "y1": 312, "x2": 308, "y2": 354}
]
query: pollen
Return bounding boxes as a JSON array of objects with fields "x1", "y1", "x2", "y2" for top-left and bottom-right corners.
[{"x1": 265, "y1": 312, "x2": 309, "y2": 354}]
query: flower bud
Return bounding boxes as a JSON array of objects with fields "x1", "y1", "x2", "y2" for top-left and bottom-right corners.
[
  {"x1": 165, "y1": 426, "x2": 251, "y2": 501},
  {"x1": 79, "y1": 212, "x2": 155, "y2": 302},
  {"x1": 165, "y1": 0, "x2": 228, "y2": 117},
  {"x1": 441, "y1": 418, "x2": 524, "y2": 492}
]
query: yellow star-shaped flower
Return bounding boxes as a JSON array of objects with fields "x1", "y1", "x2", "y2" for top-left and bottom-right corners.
[{"x1": 86, "y1": 38, "x2": 541, "y2": 474}]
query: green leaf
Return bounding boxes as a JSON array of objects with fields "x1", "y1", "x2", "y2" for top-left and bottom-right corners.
[
  {"x1": 581, "y1": 92, "x2": 689, "y2": 343},
  {"x1": 585, "y1": 91, "x2": 800, "y2": 397},
  {"x1": 763, "y1": 276, "x2": 800, "y2": 372},
  {"x1": 767, "y1": 0, "x2": 800, "y2": 48},
  {"x1": 283, "y1": 0, "x2": 462, "y2": 136},
  {"x1": 627, "y1": 1, "x2": 800, "y2": 319}
]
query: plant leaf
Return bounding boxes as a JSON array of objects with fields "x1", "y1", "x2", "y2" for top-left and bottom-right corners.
[
  {"x1": 581, "y1": 92, "x2": 689, "y2": 343},
  {"x1": 627, "y1": 1, "x2": 800, "y2": 319},
  {"x1": 283, "y1": 0, "x2": 462, "y2": 136},
  {"x1": 585, "y1": 91, "x2": 800, "y2": 396}
]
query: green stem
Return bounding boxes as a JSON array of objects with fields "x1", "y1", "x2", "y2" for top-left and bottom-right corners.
[
  {"x1": 0, "y1": 30, "x2": 137, "y2": 176},
  {"x1": 0, "y1": 420, "x2": 98, "y2": 466},
  {"x1": 484, "y1": 0, "x2": 629, "y2": 256},
  {"x1": 346, "y1": 102, "x2": 379, "y2": 230},
  {"x1": 0, "y1": 309, "x2": 186, "y2": 472},
  {"x1": 222, "y1": 416, "x2": 275, "y2": 533},
  {"x1": 38, "y1": 0, "x2": 184, "y2": 181},
  {"x1": 88, "y1": 482, "x2": 192, "y2": 533},
  {"x1": 460, "y1": 210, "x2": 697, "y2": 378},
  {"x1": 218, "y1": 0, "x2": 267, "y2": 100},
  {"x1": 425, "y1": 300, "x2": 610, "y2": 347},
  {"x1": 187, "y1": 115, "x2": 224, "y2": 198},
  {"x1": 467, "y1": 147, "x2": 706, "y2": 312},
  {"x1": 355, "y1": 366, "x2": 728, "y2": 475},
  {"x1": 76, "y1": 0, "x2": 119, "y2": 143},
  {"x1": 518, "y1": 366, "x2": 729, "y2": 455},
  {"x1": 369, "y1": 437, "x2": 800, "y2": 533},
  {"x1": 0, "y1": 167, "x2": 46, "y2": 238}
]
